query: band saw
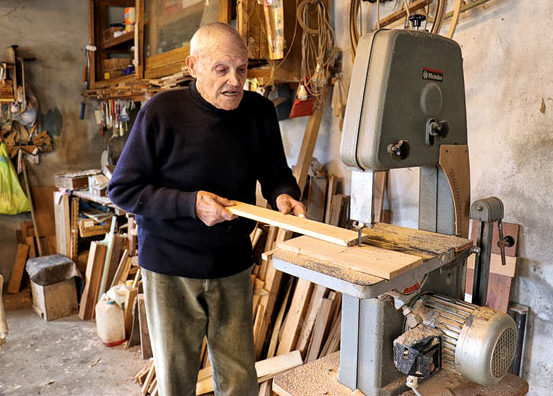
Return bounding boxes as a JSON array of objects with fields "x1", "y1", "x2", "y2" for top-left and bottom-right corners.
[{"x1": 270, "y1": 29, "x2": 529, "y2": 395}]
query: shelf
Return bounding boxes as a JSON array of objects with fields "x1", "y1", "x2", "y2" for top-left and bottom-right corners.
[{"x1": 102, "y1": 31, "x2": 134, "y2": 49}]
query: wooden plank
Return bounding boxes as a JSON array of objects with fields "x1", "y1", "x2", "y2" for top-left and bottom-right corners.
[
  {"x1": 305, "y1": 297, "x2": 333, "y2": 362},
  {"x1": 111, "y1": 249, "x2": 132, "y2": 288},
  {"x1": 141, "y1": 363, "x2": 156, "y2": 394},
  {"x1": 26, "y1": 236, "x2": 36, "y2": 258},
  {"x1": 362, "y1": 222, "x2": 473, "y2": 260},
  {"x1": 466, "y1": 254, "x2": 517, "y2": 278},
  {"x1": 277, "y1": 236, "x2": 423, "y2": 280},
  {"x1": 31, "y1": 185, "x2": 56, "y2": 237},
  {"x1": 53, "y1": 192, "x2": 71, "y2": 255},
  {"x1": 296, "y1": 284, "x2": 327, "y2": 356},
  {"x1": 373, "y1": 171, "x2": 388, "y2": 223},
  {"x1": 324, "y1": 175, "x2": 337, "y2": 224},
  {"x1": 7, "y1": 244, "x2": 30, "y2": 294},
  {"x1": 106, "y1": 235, "x2": 126, "y2": 288},
  {"x1": 196, "y1": 350, "x2": 303, "y2": 395},
  {"x1": 267, "y1": 280, "x2": 293, "y2": 358},
  {"x1": 439, "y1": 145, "x2": 471, "y2": 238},
  {"x1": 320, "y1": 310, "x2": 341, "y2": 358},
  {"x1": 123, "y1": 286, "x2": 138, "y2": 337},
  {"x1": 276, "y1": 279, "x2": 313, "y2": 355},
  {"x1": 293, "y1": 97, "x2": 327, "y2": 193},
  {"x1": 138, "y1": 294, "x2": 152, "y2": 359},
  {"x1": 466, "y1": 269, "x2": 512, "y2": 313},
  {"x1": 306, "y1": 176, "x2": 327, "y2": 222},
  {"x1": 79, "y1": 242, "x2": 107, "y2": 320},
  {"x1": 227, "y1": 201, "x2": 362, "y2": 247}
]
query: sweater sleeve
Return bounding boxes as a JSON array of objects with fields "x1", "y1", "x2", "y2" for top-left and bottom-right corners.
[
  {"x1": 257, "y1": 102, "x2": 301, "y2": 208},
  {"x1": 108, "y1": 106, "x2": 197, "y2": 219}
]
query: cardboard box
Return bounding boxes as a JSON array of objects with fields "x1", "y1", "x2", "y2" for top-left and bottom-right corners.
[{"x1": 31, "y1": 279, "x2": 78, "y2": 321}]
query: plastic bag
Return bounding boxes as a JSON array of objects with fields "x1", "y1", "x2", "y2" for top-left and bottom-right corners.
[{"x1": 0, "y1": 143, "x2": 30, "y2": 214}]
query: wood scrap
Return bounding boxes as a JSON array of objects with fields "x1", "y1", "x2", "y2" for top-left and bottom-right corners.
[
  {"x1": 138, "y1": 294, "x2": 152, "y2": 359},
  {"x1": 296, "y1": 284, "x2": 327, "y2": 356},
  {"x1": 276, "y1": 279, "x2": 313, "y2": 355},
  {"x1": 7, "y1": 243, "x2": 30, "y2": 293},
  {"x1": 305, "y1": 296, "x2": 333, "y2": 362},
  {"x1": 196, "y1": 350, "x2": 303, "y2": 395},
  {"x1": 267, "y1": 280, "x2": 293, "y2": 358},
  {"x1": 227, "y1": 201, "x2": 364, "y2": 247},
  {"x1": 79, "y1": 242, "x2": 107, "y2": 320}
]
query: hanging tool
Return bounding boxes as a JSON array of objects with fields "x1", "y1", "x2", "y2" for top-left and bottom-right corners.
[{"x1": 81, "y1": 45, "x2": 97, "y2": 120}]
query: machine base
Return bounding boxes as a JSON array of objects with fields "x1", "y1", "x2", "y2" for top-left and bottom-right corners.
[{"x1": 272, "y1": 352, "x2": 529, "y2": 396}]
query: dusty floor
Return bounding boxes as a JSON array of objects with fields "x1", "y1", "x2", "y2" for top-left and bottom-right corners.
[{"x1": 0, "y1": 289, "x2": 145, "y2": 396}]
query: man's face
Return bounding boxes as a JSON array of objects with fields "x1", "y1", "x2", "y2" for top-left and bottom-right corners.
[{"x1": 187, "y1": 38, "x2": 248, "y2": 111}]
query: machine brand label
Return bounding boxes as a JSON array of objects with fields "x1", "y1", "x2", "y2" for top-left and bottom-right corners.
[{"x1": 422, "y1": 67, "x2": 443, "y2": 82}]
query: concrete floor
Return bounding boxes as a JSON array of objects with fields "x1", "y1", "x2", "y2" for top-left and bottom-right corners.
[{"x1": 0, "y1": 289, "x2": 145, "y2": 396}]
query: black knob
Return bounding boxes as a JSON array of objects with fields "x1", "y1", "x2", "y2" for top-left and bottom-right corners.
[{"x1": 408, "y1": 14, "x2": 426, "y2": 29}]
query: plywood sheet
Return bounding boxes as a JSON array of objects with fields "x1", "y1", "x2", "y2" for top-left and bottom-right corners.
[
  {"x1": 227, "y1": 201, "x2": 362, "y2": 247},
  {"x1": 277, "y1": 236, "x2": 423, "y2": 280}
]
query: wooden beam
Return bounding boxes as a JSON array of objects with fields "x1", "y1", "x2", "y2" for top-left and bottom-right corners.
[{"x1": 227, "y1": 201, "x2": 363, "y2": 247}]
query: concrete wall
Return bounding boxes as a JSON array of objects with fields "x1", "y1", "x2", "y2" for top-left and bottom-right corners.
[
  {"x1": 0, "y1": 1, "x2": 106, "y2": 276},
  {"x1": 278, "y1": 0, "x2": 552, "y2": 393}
]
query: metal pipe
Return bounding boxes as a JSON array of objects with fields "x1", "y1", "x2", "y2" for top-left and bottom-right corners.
[{"x1": 509, "y1": 304, "x2": 529, "y2": 376}]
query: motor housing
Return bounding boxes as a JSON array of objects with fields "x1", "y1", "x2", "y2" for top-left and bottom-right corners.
[{"x1": 396, "y1": 293, "x2": 517, "y2": 386}]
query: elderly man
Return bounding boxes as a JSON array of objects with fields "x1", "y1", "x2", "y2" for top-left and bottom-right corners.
[{"x1": 108, "y1": 22, "x2": 305, "y2": 396}]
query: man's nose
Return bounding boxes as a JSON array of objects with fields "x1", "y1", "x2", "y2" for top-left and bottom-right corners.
[{"x1": 228, "y1": 70, "x2": 242, "y2": 87}]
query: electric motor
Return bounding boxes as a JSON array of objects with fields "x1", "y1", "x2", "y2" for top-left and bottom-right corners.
[{"x1": 400, "y1": 293, "x2": 517, "y2": 386}]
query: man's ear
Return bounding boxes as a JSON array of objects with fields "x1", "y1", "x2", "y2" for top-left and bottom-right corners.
[{"x1": 186, "y1": 55, "x2": 198, "y2": 78}]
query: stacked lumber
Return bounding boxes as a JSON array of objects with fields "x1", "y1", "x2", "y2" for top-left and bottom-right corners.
[
  {"x1": 78, "y1": 221, "x2": 139, "y2": 320},
  {"x1": 246, "y1": 170, "x2": 353, "y2": 393}
]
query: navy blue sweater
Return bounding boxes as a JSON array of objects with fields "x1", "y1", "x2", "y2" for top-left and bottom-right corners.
[{"x1": 108, "y1": 83, "x2": 300, "y2": 279}]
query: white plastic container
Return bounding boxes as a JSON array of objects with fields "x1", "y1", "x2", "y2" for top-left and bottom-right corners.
[{"x1": 95, "y1": 297, "x2": 125, "y2": 347}]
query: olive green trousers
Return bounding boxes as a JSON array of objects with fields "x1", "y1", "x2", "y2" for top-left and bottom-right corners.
[{"x1": 142, "y1": 266, "x2": 258, "y2": 396}]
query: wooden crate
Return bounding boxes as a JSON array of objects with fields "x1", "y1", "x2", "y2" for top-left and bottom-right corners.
[
  {"x1": 30, "y1": 279, "x2": 78, "y2": 321},
  {"x1": 79, "y1": 217, "x2": 113, "y2": 238}
]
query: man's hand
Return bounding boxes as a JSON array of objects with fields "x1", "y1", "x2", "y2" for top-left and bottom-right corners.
[
  {"x1": 276, "y1": 194, "x2": 306, "y2": 217},
  {"x1": 195, "y1": 191, "x2": 237, "y2": 226}
]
